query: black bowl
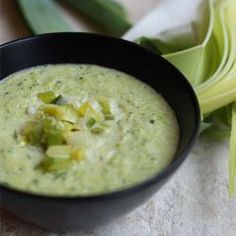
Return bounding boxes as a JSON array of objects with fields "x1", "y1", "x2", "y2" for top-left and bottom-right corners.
[{"x1": 0, "y1": 33, "x2": 200, "y2": 232}]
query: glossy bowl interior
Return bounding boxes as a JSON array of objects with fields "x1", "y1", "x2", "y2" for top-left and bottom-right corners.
[{"x1": 0, "y1": 33, "x2": 200, "y2": 232}]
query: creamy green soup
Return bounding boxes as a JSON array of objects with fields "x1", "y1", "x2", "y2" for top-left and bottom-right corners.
[{"x1": 0, "y1": 64, "x2": 179, "y2": 196}]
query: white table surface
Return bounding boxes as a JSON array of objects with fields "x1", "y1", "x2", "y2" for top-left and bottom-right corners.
[{"x1": 0, "y1": 1, "x2": 235, "y2": 235}]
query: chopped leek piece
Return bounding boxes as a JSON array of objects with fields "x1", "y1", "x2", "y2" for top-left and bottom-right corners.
[
  {"x1": 97, "y1": 97, "x2": 111, "y2": 115},
  {"x1": 39, "y1": 104, "x2": 63, "y2": 120},
  {"x1": 86, "y1": 117, "x2": 96, "y2": 128},
  {"x1": 22, "y1": 121, "x2": 43, "y2": 145},
  {"x1": 14, "y1": 129, "x2": 27, "y2": 146},
  {"x1": 62, "y1": 121, "x2": 76, "y2": 138},
  {"x1": 37, "y1": 91, "x2": 57, "y2": 104},
  {"x1": 43, "y1": 117, "x2": 58, "y2": 131},
  {"x1": 104, "y1": 114, "x2": 115, "y2": 120},
  {"x1": 77, "y1": 102, "x2": 93, "y2": 117},
  {"x1": 43, "y1": 117, "x2": 54, "y2": 131},
  {"x1": 71, "y1": 148, "x2": 85, "y2": 161},
  {"x1": 46, "y1": 145, "x2": 71, "y2": 159},
  {"x1": 97, "y1": 96, "x2": 115, "y2": 120},
  {"x1": 60, "y1": 105, "x2": 78, "y2": 123},
  {"x1": 47, "y1": 130, "x2": 64, "y2": 146},
  {"x1": 77, "y1": 102, "x2": 102, "y2": 121},
  {"x1": 66, "y1": 131, "x2": 86, "y2": 147},
  {"x1": 38, "y1": 156, "x2": 71, "y2": 172},
  {"x1": 63, "y1": 121, "x2": 74, "y2": 131},
  {"x1": 91, "y1": 127, "x2": 104, "y2": 134},
  {"x1": 90, "y1": 123, "x2": 108, "y2": 134}
]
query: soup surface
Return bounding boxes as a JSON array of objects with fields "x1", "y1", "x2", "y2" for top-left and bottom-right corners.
[{"x1": 0, "y1": 64, "x2": 179, "y2": 196}]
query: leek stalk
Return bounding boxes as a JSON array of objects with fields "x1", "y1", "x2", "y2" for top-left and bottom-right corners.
[{"x1": 229, "y1": 103, "x2": 236, "y2": 196}]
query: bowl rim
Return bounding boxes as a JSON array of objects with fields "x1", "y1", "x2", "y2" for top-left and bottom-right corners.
[{"x1": 0, "y1": 32, "x2": 201, "y2": 201}]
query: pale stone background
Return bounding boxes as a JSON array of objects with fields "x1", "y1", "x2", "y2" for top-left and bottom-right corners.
[{"x1": 0, "y1": 0, "x2": 235, "y2": 235}]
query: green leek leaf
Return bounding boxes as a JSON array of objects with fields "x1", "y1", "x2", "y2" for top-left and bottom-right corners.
[
  {"x1": 196, "y1": 0, "x2": 236, "y2": 114},
  {"x1": 163, "y1": 0, "x2": 215, "y2": 86},
  {"x1": 60, "y1": 0, "x2": 132, "y2": 36},
  {"x1": 18, "y1": 0, "x2": 72, "y2": 34}
]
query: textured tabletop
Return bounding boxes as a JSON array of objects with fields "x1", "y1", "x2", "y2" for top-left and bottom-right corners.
[{"x1": 0, "y1": 1, "x2": 236, "y2": 235}]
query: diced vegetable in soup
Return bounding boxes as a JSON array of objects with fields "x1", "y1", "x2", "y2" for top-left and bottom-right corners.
[{"x1": 0, "y1": 64, "x2": 179, "y2": 196}]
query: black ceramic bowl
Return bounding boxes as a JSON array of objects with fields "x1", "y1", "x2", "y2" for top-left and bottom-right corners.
[{"x1": 0, "y1": 33, "x2": 200, "y2": 232}]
